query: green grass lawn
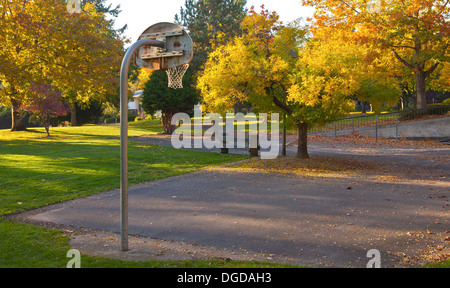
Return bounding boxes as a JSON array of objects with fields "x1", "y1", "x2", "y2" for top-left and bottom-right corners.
[
  {"x1": 0, "y1": 120, "x2": 298, "y2": 268},
  {"x1": 0, "y1": 220, "x2": 298, "y2": 268},
  {"x1": 0, "y1": 121, "x2": 247, "y2": 216}
]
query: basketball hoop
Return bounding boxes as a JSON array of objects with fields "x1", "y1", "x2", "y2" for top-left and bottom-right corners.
[
  {"x1": 120, "y1": 22, "x2": 194, "y2": 252},
  {"x1": 135, "y1": 22, "x2": 193, "y2": 90},
  {"x1": 166, "y1": 64, "x2": 189, "y2": 89}
]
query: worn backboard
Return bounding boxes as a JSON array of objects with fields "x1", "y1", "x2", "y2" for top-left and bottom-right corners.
[{"x1": 135, "y1": 22, "x2": 193, "y2": 71}]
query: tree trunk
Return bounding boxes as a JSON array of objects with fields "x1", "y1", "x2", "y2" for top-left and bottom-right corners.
[
  {"x1": 296, "y1": 121, "x2": 309, "y2": 159},
  {"x1": 10, "y1": 98, "x2": 27, "y2": 132},
  {"x1": 161, "y1": 110, "x2": 176, "y2": 135},
  {"x1": 392, "y1": 45, "x2": 440, "y2": 111},
  {"x1": 362, "y1": 101, "x2": 368, "y2": 113},
  {"x1": 70, "y1": 103, "x2": 77, "y2": 127},
  {"x1": 213, "y1": 23, "x2": 218, "y2": 49},
  {"x1": 415, "y1": 70, "x2": 427, "y2": 109}
]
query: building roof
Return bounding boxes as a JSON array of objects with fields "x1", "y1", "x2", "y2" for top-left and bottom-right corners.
[{"x1": 133, "y1": 90, "x2": 143, "y2": 98}]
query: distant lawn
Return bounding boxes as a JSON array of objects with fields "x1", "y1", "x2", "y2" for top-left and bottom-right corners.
[{"x1": 0, "y1": 120, "x2": 271, "y2": 268}]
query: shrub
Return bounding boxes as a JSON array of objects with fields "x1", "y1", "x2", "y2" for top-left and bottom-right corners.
[{"x1": 0, "y1": 107, "x2": 11, "y2": 119}]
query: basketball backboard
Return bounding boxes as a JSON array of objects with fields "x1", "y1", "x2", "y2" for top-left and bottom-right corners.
[{"x1": 135, "y1": 22, "x2": 193, "y2": 71}]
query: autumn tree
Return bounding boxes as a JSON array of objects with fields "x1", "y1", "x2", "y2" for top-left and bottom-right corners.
[
  {"x1": 137, "y1": 68, "x2": 154, "y2": 91},
  {"x1": 198, "y1": 7, "x2": 316, "y2": 158},
  {"x1": 289, "y1": 26, "x2": 401, "y2": 122},
  {"x1": 431, "y1": 59, "x2": 450, "y2": 94},
  {"x1": 0, "y1": 0, "x2": 39, "y2": 131},
  {"x1": 302, "y1": 0, "x2": 450, "y2": 109},
  {"x1": 0, "y1": 0, "x2": 124, "y2": 130},
  {"x1": 44, "y1": 2, "x2": 124, "y2": 126},
  {"x1": 199, "y1": 7, "x2": 401, "y2": 158}
]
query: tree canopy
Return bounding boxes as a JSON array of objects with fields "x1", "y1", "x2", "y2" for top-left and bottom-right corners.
[
  {"x1": 302, "y1": 0, "x2": 450, "y2": 109},
  {"x1": 198, "y1": 6, "x2": 406, "y2": 158},
  {"x1": 198, "y1": 7, "x2": 315, "y2": 158},
  {"x1": 0, "y1": 0, "x2": 125, "y2": 130},
  {"x1": 175, "y1": 0, "x2": 248, "y2": 70}
]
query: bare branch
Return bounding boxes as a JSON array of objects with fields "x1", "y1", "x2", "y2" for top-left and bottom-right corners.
[
  {"x1": 337, "y1": 0, "x2": 360, "y2": 14},
  {"x1": 424, "y1": 62, "x2": 440, "y2": 78},
  {"x1": 390, "y1": 45, "x2": 416, "y2": 50},
  {"x1": 272, "y1": 95, "x2": 293, "y2": 115},
  {"x1": 438, "y1": 0, "x2": 450, "y2": 17},
  {"x1": 392, "y1": 50, "x2": 415, "y2": 70}
]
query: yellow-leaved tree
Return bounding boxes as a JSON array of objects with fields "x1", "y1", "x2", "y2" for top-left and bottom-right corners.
[
  {"x1": 0, "y1": 0, "x2": 124, "y2": 130},
  {"x1": 290, "y1": 26, "x2": 402, "y2": 118},
  {"x1": 199, "y1": 7, "x2": 400, "y2": 158},
  {"x1": 199, "y1": 7, "x2": 315, "y2": 158},
  {"x1": 288, "y1": 27, "x2": 401, "y2": 157},
  {"x1": 302, "y1": 0, "x2": 450, "y2": 109}
]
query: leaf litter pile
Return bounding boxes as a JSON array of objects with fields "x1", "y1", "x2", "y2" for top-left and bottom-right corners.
[{"x1": 224, "y1": 155, "x2": 446, "y2": 187}]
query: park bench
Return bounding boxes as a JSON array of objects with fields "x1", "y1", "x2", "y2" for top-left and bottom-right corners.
[{"x1": 219, "y1": 132, "x2": 260, "y2": 157}]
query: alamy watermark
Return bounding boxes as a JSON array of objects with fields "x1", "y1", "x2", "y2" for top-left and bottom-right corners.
[
  {"x1": 367, "y1": 0, "x2": 381, "y2": 14},
  {"x1": 66, "y1": 249, "x2": 81, "y2": 268},
  {"x1": 367, "y1": 249, "x2": 381, "y2": 268},
  {"x1": 171, "y1": 106, "x2": 280, "y2": 160},
  {"x1": 67, "y1": 0, "x2": 82, "y2": 14}
]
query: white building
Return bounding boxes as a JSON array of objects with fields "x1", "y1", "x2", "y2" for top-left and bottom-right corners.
[{"x1": 128, "y1": 90, "x2": 145, "y2": 118}]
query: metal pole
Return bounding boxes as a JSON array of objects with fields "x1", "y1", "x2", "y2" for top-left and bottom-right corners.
[
  {"x1": 282, "y1": 113, "x2": 286, "y2": 156},
  {"x1": 120, "y1": 39, "x2": 164, "y2": 252},
  {"x1": 396, "y1": 116, "x2": 399, "y2": 144},
  {"x1": 375, "y1": 115, "x2": 378, "y2": 143},
  {"x1": 334, "y1": 121, "x2": 337, "y2": 140},
  {"x1": 352, "y1": 117, "x2": 355, "y2": 142}
]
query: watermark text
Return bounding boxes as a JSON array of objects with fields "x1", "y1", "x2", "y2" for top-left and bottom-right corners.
[{"x1": 171, "y1": 107, "x2": 280, "y2": 160}]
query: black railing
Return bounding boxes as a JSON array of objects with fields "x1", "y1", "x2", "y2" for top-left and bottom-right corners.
[{"x1": 308, "y1": 105, "x2": 450, "y2": 140}]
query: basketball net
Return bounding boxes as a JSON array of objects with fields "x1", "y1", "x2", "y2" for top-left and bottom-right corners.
[{"x1": 166, "y1": 64, "x2": 189, "y2": 89}]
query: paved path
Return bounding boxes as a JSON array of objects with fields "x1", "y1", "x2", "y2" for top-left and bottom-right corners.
[{"x1": 16, "y1": 134, "x2": 450, "y2": 268}]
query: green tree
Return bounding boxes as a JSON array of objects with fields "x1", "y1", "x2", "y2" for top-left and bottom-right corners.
[
  {"x1": 175, "y1": 0, "x2": 248, "y2": 71},
  {"x1": 81, "y1": 0, "x2": 128, "y2": 36},
  {"x1": 142, "y1": 70, "x2": 200, "y2": 134}
]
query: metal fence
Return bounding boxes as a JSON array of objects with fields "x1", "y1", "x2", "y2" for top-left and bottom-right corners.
[{"x1": 308, "y1": 105, "x2": 450, "y2": 142}]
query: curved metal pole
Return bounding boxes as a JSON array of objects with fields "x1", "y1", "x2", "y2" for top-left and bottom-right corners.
[{"x1": 120, "y1": 39, "x2": 164, "y2": 252}]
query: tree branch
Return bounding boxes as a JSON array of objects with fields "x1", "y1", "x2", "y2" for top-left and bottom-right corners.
[
  {"x1": 424, "y1": 62, "x2": 440, "y2": 78},
  {"x1": 272, "y1": 95, "x2": 293, "y2": 115},
  {"x1": 390, "y1": 44, "x2": 416, "y2": 50},
  {"x1": 392, "y1": 50, "x2": 415, "y2": 70},
  {"x1": 337, "y1": 0, "x2": 360, "y2": 14},
  {"x1": 438, "y1": 0, "x2": 450, "y2": 17}
]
